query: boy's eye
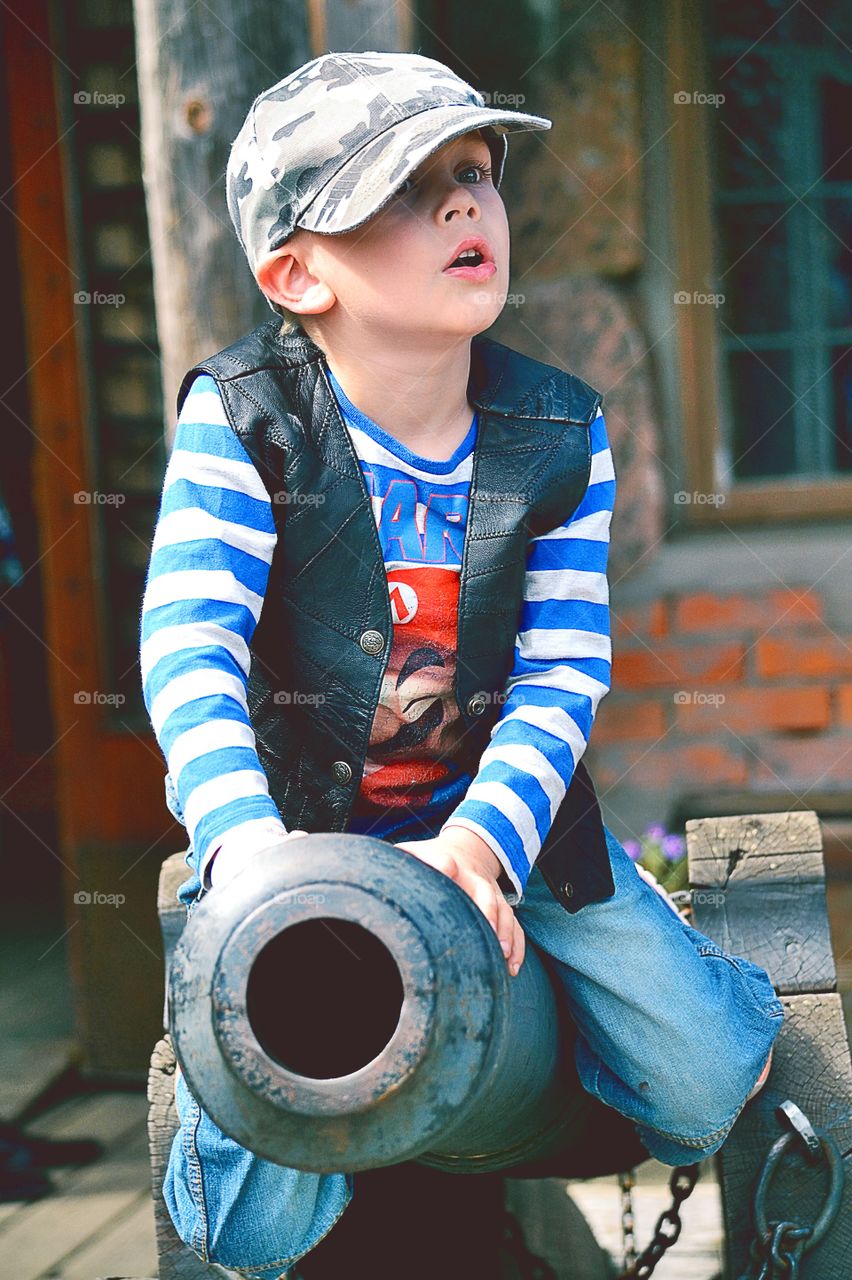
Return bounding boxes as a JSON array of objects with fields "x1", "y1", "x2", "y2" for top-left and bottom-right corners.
[
  {"x1": 458, "y1": 162, "x2": 492, "y2": 184},
  {"x1": 394, "y1": 160, "x2": 492, "y2": 198}
]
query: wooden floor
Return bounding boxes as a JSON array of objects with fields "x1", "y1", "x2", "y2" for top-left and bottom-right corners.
[{"x1": 0, "y1": 1089, "x2": 157, "y2": 1279}]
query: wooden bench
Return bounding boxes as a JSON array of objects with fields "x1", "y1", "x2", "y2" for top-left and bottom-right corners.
[{"x1": 146, "y1": 812, "x2": 852, "y2": 1278}]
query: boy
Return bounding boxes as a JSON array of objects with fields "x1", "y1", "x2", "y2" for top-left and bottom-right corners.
[{"x1": 141, "y1": 51, "x2": 781, "y2": 1278}]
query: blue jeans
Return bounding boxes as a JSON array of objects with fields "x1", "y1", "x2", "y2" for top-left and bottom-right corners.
[{"x1": 163, "y1": 825, "x2": 784, "y2": 1276}]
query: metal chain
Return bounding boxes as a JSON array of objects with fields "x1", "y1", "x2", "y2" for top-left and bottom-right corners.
[
  {"x1": 736, "y1": 1100, "x2": 846, "y2": 1280},
  {"x1": 615, "y1": 1163, "x2": 701, "y2": 1279},
  {"x1": 618, "y1": 1167, "x2": 638, "y2": 1270}
]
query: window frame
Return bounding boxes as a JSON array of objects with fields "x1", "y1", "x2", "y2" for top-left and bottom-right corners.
[{"x1": 666, "y1": 0, "x2": 852, "y2": 524}]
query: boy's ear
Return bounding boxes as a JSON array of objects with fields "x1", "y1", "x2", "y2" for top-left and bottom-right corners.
[{"x1": 255, "y1": 247, "x2": 336, "y2": 317}]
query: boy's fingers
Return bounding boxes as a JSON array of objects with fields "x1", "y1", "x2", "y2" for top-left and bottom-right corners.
[
  {"x1": 494, "y1": 892, "x2": 520, "y2": 964},
  {"x1": 508, "y1": 918, "x2": 525, "y2": 975},
  {"x1": 509, "y1": 918, "x2": 526, "y2": 976}
]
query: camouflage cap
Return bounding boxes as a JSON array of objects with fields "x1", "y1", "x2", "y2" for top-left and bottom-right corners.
[{"x1": 226, "y1": 50, "x2": 552, "y2": 310}]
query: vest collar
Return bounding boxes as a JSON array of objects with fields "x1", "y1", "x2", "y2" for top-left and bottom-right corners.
[{"x1": 246, "y1": 320, "x2": 598, "y2": 427}]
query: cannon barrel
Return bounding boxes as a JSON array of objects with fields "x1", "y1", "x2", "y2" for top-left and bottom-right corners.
[{"x1": 168, "y1": 833, "x2": 591, "y2": 1174}]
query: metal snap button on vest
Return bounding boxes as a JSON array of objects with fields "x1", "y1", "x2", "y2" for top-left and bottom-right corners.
[
  {"x1": 359, "y1": 629, "x2": 384, "y2": 656},
  {"x1": 467, "y1": 692, "x2": 488, "y2": 717},
  {"x1": 561, "y1": 881, "x2": 574, "y2": 899},
  {"x1": 331, "y1": 760, "x2": 352, "y2": 785}
]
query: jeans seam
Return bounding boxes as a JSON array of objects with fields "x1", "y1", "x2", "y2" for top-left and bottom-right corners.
[
  {"x1": 183, "y1": 1095, "x2": 210, "y2": 1259},
  {"x1": 697, "y1": 946, "x2": 786, "y2": 1019}
]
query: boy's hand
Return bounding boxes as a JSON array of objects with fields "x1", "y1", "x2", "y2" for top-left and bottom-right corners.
[
  {"x1": 394, "y1": 829, "x2": 525, "y2": 977},
  {"x1": 208, "y1": 828, "x2": 309, "y2": 891}
]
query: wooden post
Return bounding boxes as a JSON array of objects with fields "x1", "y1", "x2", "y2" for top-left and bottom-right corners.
[
  {"x1": 131, "y1": 0, "x2": 415, "y2": 444},
  {"x1": 687, "y1": 812, "x2": 852, "y2": 1278}
]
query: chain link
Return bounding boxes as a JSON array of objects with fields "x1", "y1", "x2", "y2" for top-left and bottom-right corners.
[
  {"x1": 618, "y1": 1168, "x2": 638, "y2": 1271},
  {"x1": 614, "y1": 1163, "x2": 701, "y2": 1279},
  {"x1": 736, "y1": 1100, "x2": 845, "y2": 1280}
]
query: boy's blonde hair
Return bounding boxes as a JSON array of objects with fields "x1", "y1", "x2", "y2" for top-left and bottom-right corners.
[{"x1": 270, "y1": 301, "x2": 304, "y2": 337}]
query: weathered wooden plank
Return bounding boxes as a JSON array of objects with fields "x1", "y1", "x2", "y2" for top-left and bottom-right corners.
[
  {"x1": 716, "y1": 994, "x2": 852, "y2": 1278},
  {"x1": 0, "y1": 1092, "x2": 144, "y2": 1231},
  {"x1": 147, "y1": 1035, "x2": 224, "y2": 1279},
  {"x1": 687, "y1": 811, "x2": 836, "y2": 993},
  {"x1": 0, "y1": 1037, "x2": 79, "y2": 1121},
  {"x1": 0, "y1": 1115, "x2": 149, "y2": 1279},
  {"x1": 159, "y1": 853, "x2": 190, "y2": 1030},
  {"x1": 687, "y1": 812, "x2": 823, "y2": 863},
  {"x1": 687, "y1": 813, "x2": 852, "y2": 1278},
  {"x1": 51, "y1": 1188, "x2": 158, "y2": 1279}
]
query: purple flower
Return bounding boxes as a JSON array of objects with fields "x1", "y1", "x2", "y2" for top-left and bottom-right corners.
[
  {"x1": 662, "y1": 834, "x2": 686, "y2": 861},
  {"x1": 645, "y1": 824, "x2": 666, "y2": 842},
  {"x1": 623, "y1": 839, "x2": 641, "y2": 861}
]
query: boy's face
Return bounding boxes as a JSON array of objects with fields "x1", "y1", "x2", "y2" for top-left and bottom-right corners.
[{"x1": 261, "y1": 130, "x2": 511, "y2": 341}]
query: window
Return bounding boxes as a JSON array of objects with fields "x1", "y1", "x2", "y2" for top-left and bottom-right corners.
[{"x1": 669, "y1": 0, "x2": 852, "y2": 520}]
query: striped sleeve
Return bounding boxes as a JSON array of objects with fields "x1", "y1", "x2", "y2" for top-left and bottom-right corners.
[
  {"x1": 140, "y1": 374, "x2": 287, "y2": 886},
  {"x1": 441, "y1": 408, "x2": 615, "y2": 899}
]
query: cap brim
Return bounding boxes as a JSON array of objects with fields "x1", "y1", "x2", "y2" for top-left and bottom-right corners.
[{"x1": 296, "y1": 103, "x2": 552, "y2": 237}]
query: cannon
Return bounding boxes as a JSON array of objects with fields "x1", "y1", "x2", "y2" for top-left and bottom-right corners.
[{"x1": 168, "y1": 831, "x2": 648, "y2": 1177}]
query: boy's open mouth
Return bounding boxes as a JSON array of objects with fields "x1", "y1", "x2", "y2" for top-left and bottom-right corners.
[
  {"x1": 443, "y1": 237, "x2": 494, "y2": 270},
  {"x1": 443, "y1": 238, "x2": 497, "y2": 279},
  {"x1": 448, "y1": 249, "x2": 484, "y2": 267}
]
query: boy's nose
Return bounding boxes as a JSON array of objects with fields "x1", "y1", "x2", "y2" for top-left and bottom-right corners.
[{"x1": 438, "y1": 186, "x2": 481, "y2": 221}]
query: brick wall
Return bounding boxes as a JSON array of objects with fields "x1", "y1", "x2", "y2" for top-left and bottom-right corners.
[{"x1": 591, "y1": 586, "x2": 852, "y2": 830}]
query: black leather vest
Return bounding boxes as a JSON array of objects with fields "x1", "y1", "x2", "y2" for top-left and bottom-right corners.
[{"x1": 177, "y1": 319, "x2": 615, "y2": 913}]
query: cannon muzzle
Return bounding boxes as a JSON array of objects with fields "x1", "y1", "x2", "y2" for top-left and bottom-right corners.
[{"x1": 169, "y1": 833, "x2": 589, "y2": 1173}]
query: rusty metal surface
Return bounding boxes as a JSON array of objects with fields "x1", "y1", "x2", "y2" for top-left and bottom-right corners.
[{"x1": 169, "y1": 833, "x2": 583, "y2": 1173}]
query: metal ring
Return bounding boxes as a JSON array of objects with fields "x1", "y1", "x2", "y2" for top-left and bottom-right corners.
[
  {"x1": 777, "y1": 1099, "x2": 821, "y2": 1162},
  {"x1": 754, "y1": 1129, "x2": 845, "y2": 1252}
]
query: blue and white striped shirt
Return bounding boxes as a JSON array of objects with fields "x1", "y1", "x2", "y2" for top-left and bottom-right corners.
[{"x1": 140, "y1": 372, "x2": 615, "y2": 897}]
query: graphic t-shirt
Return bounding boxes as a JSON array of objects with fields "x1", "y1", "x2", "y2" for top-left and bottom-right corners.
[{"x1": 325, "y1": 369, "x2": 477, "y2": 833}]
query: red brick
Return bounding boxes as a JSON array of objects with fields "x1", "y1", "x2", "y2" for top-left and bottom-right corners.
[
  {"x1": 675, "y1": 589, "x2": 823, "y2": 635},
  {"x1": 675, "y1": 686, "x2": 831, "y2": 734},
  {"x1": 594, "y1": 698, "x2": 667, "y2": 743},
  {"x1": 612, "y1": 600, "x2": 668, "y2": 644},
  {"x1": 613, "y1": 643, "x2": 745, "y2": 689},
  {"x1": 751, "y1": 735, "x2": 852, "y2": 791},
  {"x1": 838, "y1": 685, "x2": 852, "y2": 727},
  {"x1": 757, "y1": 636, "x2": 852, "y2": 680},
  {"x1": 597, "y1": 742, "x2": 747, "y2": 790}
]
